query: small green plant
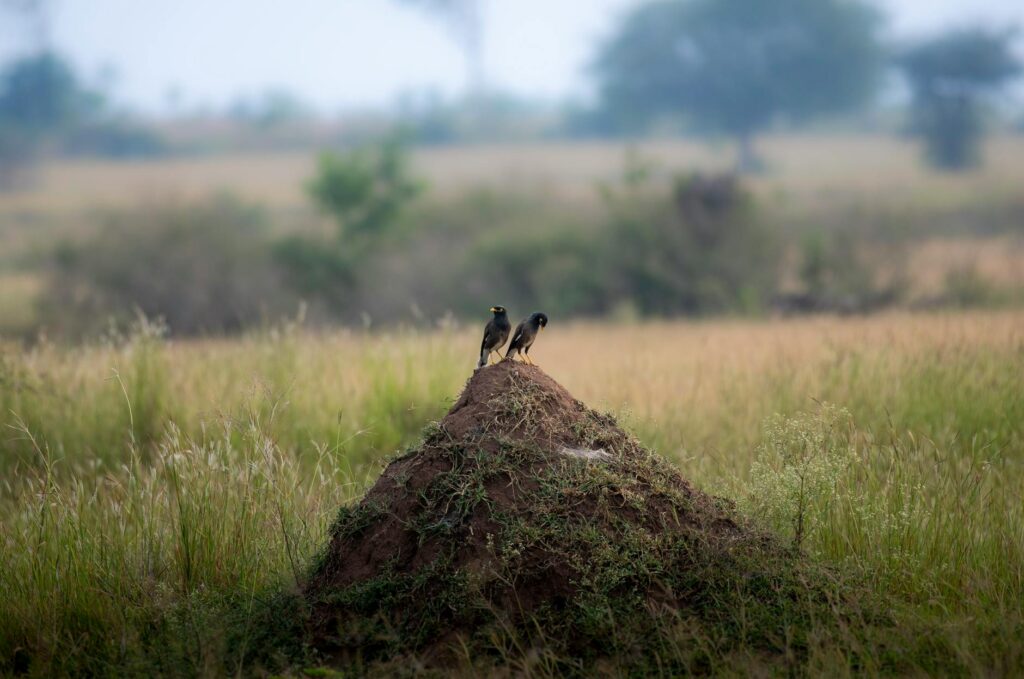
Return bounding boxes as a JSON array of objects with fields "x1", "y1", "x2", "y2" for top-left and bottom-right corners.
[
  {"x1": 741, "y1": 404, "x2": 856, "y2": 548},
  {"x1": 276, "y1": 136, "x2": 423, "y2": 310},
  {"x1": 307, "y1": 136, "x2": 422, "y2": 245}
]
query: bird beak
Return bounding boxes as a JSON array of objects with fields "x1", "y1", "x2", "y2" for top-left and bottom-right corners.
[
  {"x1": 490, "y1": 307, "x2": 498, "y2": 313},
  {"x1": 539, "y1": 325, "x2": 544, "y2": 332}
]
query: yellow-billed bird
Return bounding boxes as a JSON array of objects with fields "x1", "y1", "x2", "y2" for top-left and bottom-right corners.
[
  {"x1": 477, "y1": 306, "x2": 512, "y2": 369},
  {"x1": 504, "y1": 312, "x2": 548, "y2": 365}
]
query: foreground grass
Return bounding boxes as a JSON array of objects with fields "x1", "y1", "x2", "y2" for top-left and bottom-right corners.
[{"x1": 1, "y1": 311, "x2": 1023, "y2": 675}]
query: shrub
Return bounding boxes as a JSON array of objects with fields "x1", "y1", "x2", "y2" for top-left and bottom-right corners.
[
  {"x1": 39, "y1": 197, "x2": 296, "y2": 337},
  {"x1": 276, "y1": 137, "x2": 423, "y2": 315},
  {"x1": 306, "y1": 136, "x2": 422, "y2": 247},
  {"x1": 942, "y1": 265, "x2": 1001, "y2": 308},
  {"x1": 740, "y1": 404, "x2": 857, "y2": 548},
  {"x1": 450, "y1": 169, "x2": 778, "y2": 320},
  {"x1": 601, "y1": 171, "x2": 777, "y2": 315}
]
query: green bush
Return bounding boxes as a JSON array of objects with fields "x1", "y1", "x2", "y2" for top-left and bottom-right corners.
[
  {"x1": 306, "y1": 136, "x2": 422, "y2": 246},
  {"x1": 39, "y1": 197, "x2": 297, "y2": 337},
  {"x1": 740, "y1": 405, "x2": 856, "y2": 547},
  {"x1": 449, "y1": 170, "x2": 778, "y2": 320},
  {"x1": 602, "y1": 172, "x2": 776, "y2": 314},
  {"x1": 275, "y1": 137, "x2": 423, "y2": 316}
]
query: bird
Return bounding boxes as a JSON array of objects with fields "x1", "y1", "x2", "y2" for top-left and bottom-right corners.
[
  {"x1": 477, "y1": 306, "x2": 512, "y2": 369},
  {"x1": 504, "y1": 312, "x2": 548, "y2": 365}
]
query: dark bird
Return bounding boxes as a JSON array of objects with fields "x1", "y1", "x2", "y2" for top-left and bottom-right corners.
[
  {"x1": 504, "y1": 312, "x2": 548, "y2": 365},
  {"x1": 477, "y1": 306, "x2": 512, "y2": 369}
]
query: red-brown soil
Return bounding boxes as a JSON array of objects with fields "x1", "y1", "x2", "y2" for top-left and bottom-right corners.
[{"x1": 303, "y1": 361, "x2": 853, "y2": 671}]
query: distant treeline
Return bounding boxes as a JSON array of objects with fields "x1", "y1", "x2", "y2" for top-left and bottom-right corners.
[{"x1": 1, "y1": 0, "x2": 1021, "y2": 174}]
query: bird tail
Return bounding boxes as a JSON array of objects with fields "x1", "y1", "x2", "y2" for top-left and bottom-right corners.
[{"x1": 477, "y1": 348, "x2": 488, "y2": 369}]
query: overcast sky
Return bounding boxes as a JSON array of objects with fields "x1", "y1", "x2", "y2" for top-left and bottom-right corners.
[{"x1": 2, "y1": 0, "x2": 1022, "y2": 114}]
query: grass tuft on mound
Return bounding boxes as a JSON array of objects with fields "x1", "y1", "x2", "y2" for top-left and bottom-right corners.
[{"x1": 303, "y1": 362, "x2": 887, "y2": 675}]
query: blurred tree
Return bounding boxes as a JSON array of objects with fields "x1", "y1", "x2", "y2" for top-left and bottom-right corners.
[
  {"x1": 276, "y1": 137, "x2": 423, "y2": 311},
  {"x1": 306, "y1": 136, "x2": 423, "y2": 244},
  {"x1": 0, "y1": 49, "x2": 160, "y2": 184},
  {"x1": 0, "y1": 51, "x2": 93, "y2": 186},
  {"x1": 397, "y1": 0, "x2": 484, "y2": 95},
  {"x1": 0, "y1": 52, "x2": 89, "y2": 132},
  {"x1": 898, "y1": 28, "x2": 1021, "y2": 170},
  {"x1": 592, "y1": 0, "x2": 883, "y2": 171}
]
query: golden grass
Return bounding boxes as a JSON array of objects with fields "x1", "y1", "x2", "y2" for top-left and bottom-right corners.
[
  {"x1": 2, "y1": 311, "x2": 1023, "y2": 674},
  {"x1": 906, "y1": 235, "x2": 1024, "y2": 294},
  {"x1": 7, "y1": 309, "x2": 1020, "y2": 483},
  {"x1": 0, "y1": 272, "x2": 42, "y2": 334},
  {"x1": 3, "y1": 134, "x2": 1024, "y2": 216},
  {"x1": 530, "y1": 310, "x2": 1024, "y2": 474}
]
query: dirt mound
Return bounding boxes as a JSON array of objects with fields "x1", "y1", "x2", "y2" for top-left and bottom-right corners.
[{"x1": 304, "y1": 362, "x2": 858, "y2": 673}]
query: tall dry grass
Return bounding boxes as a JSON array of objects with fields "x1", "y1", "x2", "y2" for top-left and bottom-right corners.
[
  {"x1": 3, "y1": 135, "x2": 1024, "y2": 219},
  {"x1": 1, "y1": 310, "x2": 1023, "y2": 674}
]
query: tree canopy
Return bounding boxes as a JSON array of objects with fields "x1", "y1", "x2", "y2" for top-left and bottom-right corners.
[
  {"x1": 0, "y1": 52, "x2": 96, "y2": 186},
  {"x1": 899, "y1": 28, "x2": 1021, "y2": 95},
  {"x1": 898, "y1": 28, "x2": 1021, "y2": 169},
  {"x1": 593, "y1": 0, "x2": 883, "y2": 167},
  {"x1": 0, "y1": 52, "x2": 90, "y2": 132},
  {"x1": 306, "y1": 137, "x2": 423, "y2": 244}
]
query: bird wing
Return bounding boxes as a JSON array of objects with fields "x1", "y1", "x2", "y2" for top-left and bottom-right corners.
[
  {"x1": 506, "y1": 323, "x2": 525, "y2": 353},
  {"x1": 480, "y1": 323, "x2": 495, "y2": 353}
]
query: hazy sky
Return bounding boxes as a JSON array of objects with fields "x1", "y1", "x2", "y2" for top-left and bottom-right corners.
[{"x1": 2, "y1": 0, "x2": 1023, "y2": 113}]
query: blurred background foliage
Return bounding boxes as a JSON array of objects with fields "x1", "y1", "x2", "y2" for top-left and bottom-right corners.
[
  {"x1": 0, "y1": 0, "x2": 1022, "y2": 339},
  {"x1": 591, "y1": 0, "x2": 885, "y2": 170},
  {"x1": 898, "y1": 27, "x2": 1022, "y2": 169},
  {"x1": 40, "y1": 197, "x2": 290, "y2": 337}
]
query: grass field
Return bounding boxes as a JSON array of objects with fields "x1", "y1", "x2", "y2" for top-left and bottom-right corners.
[
  {"x1": 2, "y1": 311, "x2": 1023, "y2": 675},
  {"x1": 3, "y1": 135, "x2": 1024, "y2": 218}
]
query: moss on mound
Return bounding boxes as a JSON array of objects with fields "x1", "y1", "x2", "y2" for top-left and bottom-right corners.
[{"x1": 304, "y1": 362, "x2": 877, "y2": 674}]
